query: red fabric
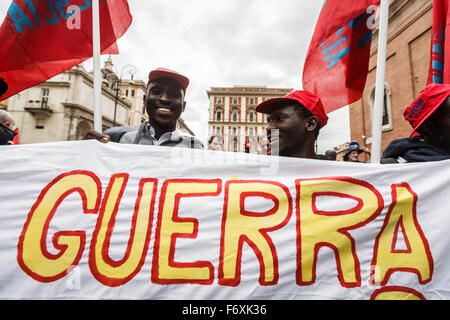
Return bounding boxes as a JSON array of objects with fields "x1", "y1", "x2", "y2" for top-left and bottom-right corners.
[
  {"x1": 255, "y1": 90, "x2": 329, "y2": 128},
  {"x1": 428, "y1": 0, "x2": 450, "y2": 84},
  {"x1": 11, "y1": 127, "x2": 18, "y2": 144},
  {"x1": 403, "y1": 83, "x2": 450, "y2": 136},
  {"x1": 0, "y1": 0, "x2": 132, "y2": 101},
  {"x1": 302, "y1": 0, "x2": 380, "y2": 114}
]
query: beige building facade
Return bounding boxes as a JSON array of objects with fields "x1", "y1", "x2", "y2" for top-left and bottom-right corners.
[
  {"x1": 3, "y1": 64, "x2": 132, "y2": 144},
  {"x1": 207, "y1": 85, "x2": 292, "y2": 153}
]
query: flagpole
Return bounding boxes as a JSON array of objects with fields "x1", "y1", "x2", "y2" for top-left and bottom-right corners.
[
  {"x1": 92, "y1": 0, "x2": 102, "y2": 132},
  {"x1": 370, "y1": 0, "x2": 389, "y2": 163}
]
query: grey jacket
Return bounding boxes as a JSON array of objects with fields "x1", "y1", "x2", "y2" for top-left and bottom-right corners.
[{"x1": 105, "y1": 122, "x2": 204, "y2": 149}]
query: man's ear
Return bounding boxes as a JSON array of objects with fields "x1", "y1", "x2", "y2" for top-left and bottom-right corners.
[
  {"x1": 182, "y1": 101, "x2": 186, "y2": 113},
  {"x1": 305, "y1": 116, "x2": 319, "y2": 133}
]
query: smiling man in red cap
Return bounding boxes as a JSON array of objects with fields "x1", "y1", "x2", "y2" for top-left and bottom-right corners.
[
  {"x1": 85, "y1": 67, "x2": 203, "y2": 149},
  {"x1": 381, "y1": 83, "x2": 450, "y2": 163},
  {"x1": 255, "y1": 90, "x2": 328, "y2": 159}
]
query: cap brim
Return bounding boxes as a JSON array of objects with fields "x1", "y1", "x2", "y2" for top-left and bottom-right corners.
[
  {"x1": 255, "y1": 97, "x2": 296, "y2": 114},
  {"x1": 148, "y1": 70, "x2": 189, "y2": 90}
]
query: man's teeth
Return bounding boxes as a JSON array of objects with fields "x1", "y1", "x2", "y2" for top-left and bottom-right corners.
[{"x1": 158, "y1": 108, "x2": 170, "y2": 112}]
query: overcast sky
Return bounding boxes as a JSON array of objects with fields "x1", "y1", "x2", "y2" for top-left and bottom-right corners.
[{"x1": 0, "y1": 0, "x2": 350, "y2": 153}]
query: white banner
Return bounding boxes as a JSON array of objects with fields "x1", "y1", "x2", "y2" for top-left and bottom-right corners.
[{"x1": 0, "y1": 140, "x2": 449, "y2": 300}]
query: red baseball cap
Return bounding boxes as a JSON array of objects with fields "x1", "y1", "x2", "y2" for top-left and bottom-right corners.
[
  {"x1": 148, "y1": 67, "x2": 189, "y2": 91},
  {"x1": 255, "y1": 90, "x2": 329, "y2": 128},
  {"x1": 403, "y1": 83, "x2": 450, "y2": 137}
]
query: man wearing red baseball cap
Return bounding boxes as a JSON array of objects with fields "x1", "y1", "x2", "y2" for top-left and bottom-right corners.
[
  {"x1": 255, "y1": 90, "x2": 328, "y2": 159},
  {"x1": 85, "y1": 67, "x2": 203, "y2": 149},
  {"x1": 381, "y1": 83, "x2": 450, "y2": 163}
]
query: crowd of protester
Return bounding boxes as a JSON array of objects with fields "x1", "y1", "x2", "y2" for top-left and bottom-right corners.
[{"x1": 2, "y1": 67, "x2": 450, "y2": 165}]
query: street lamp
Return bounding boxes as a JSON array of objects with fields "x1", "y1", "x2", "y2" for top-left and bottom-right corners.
[{"x1": 113, "y1": 64, "x2": 137, "y2": 127}]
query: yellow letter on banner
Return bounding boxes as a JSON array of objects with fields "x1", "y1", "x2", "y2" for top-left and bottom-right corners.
[
  {"x1": 219, "y1": 180, "x2": 292, "y2": 286},
  {"x1": 17, "y1": 171, "x2": 101, "y2": 282},
  {"x1": 296, "y1": 177, "x2": 383, "y2": 288},
  {"x1": 152, "y1": 179, "x2": 221, "y2": 284},
  {"x1": 371, "y1": 183, "x2": 433, "y2": 286},
  {"x1": 89, "y1": 174, "x2": 158, "y2": 287}
]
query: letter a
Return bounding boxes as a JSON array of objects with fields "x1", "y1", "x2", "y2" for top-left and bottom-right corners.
[
  {"x1": 371, "y1": 183, "x2": 433, "y2": 286},
  {"x1": 66, "y1": 5, "x2": 81, "y2": 30}
]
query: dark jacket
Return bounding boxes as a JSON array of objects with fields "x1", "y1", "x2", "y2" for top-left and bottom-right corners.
[
  {"x1": 381, "y1": 137, "x2": 450, "y2": 163},
  {"x1": 103, "y1": 122, "x2": 204, "y2": 149}
]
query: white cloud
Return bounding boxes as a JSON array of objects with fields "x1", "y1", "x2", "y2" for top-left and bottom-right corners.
[{"x1": 0, "y1": 0, "x2": 351, "y2": 151}]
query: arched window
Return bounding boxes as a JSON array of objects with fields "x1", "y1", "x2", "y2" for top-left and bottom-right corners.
[
  {"x1": 215, "y1": 107, "x2": 223, "y2": 122},
  {"x1": 75, "y1": 120, "x2": 92, "y2": 141},
  {"x1": 247, "y1": 107, "x2": 255, "y2": 122},
  {"x1": 231, "y1": 107, "x2": 240, "y2": 122},
  {"x1": 369, "y1": 83, "x2": 393, "y2": 131}
]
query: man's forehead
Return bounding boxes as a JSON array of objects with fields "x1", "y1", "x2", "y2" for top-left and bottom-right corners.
[
  {"x1": 148, "y1": 77, "x2": 184, "y2": 91},
  {"x1": 268, "y1": 103, "x2": 300, "y2": 116}
]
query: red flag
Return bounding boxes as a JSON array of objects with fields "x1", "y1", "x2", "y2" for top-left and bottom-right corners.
[
  {"x1": 0, "y1": 0, "x2": 132, "y2": 101},
  {"x1": 428, "y1": 0, "x2": 449, "y2": 84},
  {"x1": 302, "y1": 0, "x2": 380, "y2": 113}
]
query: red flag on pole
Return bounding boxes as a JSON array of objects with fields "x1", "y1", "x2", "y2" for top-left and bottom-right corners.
[
  {"x1": 0, "y1": 0, "x2": 132, "y2": 101},
  {"x1": 302, "y1": 0, "x2": 380, "y2": 114},
  {"x1": 428, "y1": 0, "x2": 449, "y2": 84}
]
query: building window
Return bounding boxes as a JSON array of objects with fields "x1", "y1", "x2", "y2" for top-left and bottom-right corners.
[
  {"x1": 232, "y1": 137, "x2": 238, "y2": 152},
  {"x1": 217, "y1": 97, "x2": 223, "y2": 104},
  {"x1": 249, "y1": 127, "x2": 254, "y2": 137},
  {"x1": 231, "y1": 107, "x2": 239, "y2": 122},
  {"x1": 36, "y1": 118, "x2": 45, "y2": 129},
  {"x1": 232, "y1": 127, "x2": 237, "y2": 136},
  {"x1": 215, "y1": 107, "x2": 223, "y2": 122},
  {"x1": 131, "y1": 90, "x2": 135, "y2": 97},
  {"x1": 248, "y1": 98, "x2": 255, "y2": 105},
  {"x1": 216, "y1": 127, "x2": 221, "y2": 136},
  {"x1": 232, "y1": 97, "x2": 239, "y2": 105},
  {"x1": 41, "y1": 88, "x2": 49, "y2": 109},
  {"x1": 247, "y1": 107, "x2": 255, "y2": 122},
  {"x1": 369, "y1": 83, "x2": 393, "y2": 131}
]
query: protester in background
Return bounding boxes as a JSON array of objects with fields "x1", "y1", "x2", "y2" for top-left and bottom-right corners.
[
  {"x1": 381, "y1": 83, "x2": 450, "y2": 163},
  {"x1": 0, "y1": 110, "x2": 16, "y2": 145},
  {"x1": 255, "y1": 90, "x2": 328, "y2": 159},
  {"x1": 257, "y1": 133, "x2": 269, "y2": 155},
  {"x1": 0, "y1": 78, "x2": 7, "y2": 98},
  {"x1": 343, "y1": 141, "x2": 371, "y2": 163},
  {"x1": 207, "y1": 135, "x2": 224, "y2": 151},
  {"x1": 84, "y1": 67, "x2": 203, "y2": 149}
]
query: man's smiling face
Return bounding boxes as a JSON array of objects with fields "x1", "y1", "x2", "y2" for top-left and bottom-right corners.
[
  {"x1": 266, "y1": 103, "x2": 308, "y2": 157},
  {"x1": 145, "y1": 77, "x2": 186, "y2": 130}
]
